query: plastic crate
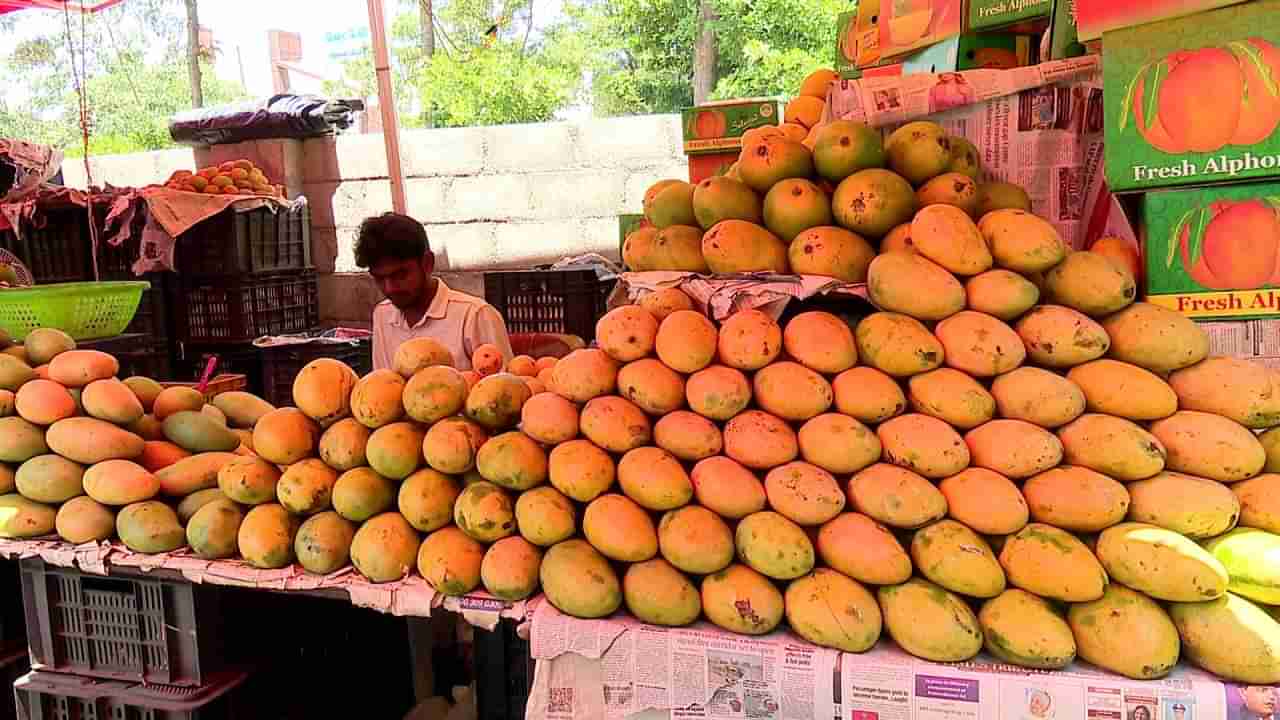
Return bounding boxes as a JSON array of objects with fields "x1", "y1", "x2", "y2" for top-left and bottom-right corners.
[
  {"x1": 176, "y1": 204, "x2": 312, "y2": 277},
  {"x1": 260, "y1": 338, "x2": 371, "y2": 408},
  {"x1": 0, "y1": 281, "x2": 149, "y2": 342},
  {"x1": 78, "y1": 334, "x2": 172, "y2": 382},
  {"x1": 169, "y1": 270, "x2": 319, "y2": 345},
  {"x1": 0, "y1": 207, "x2": 93, "y2": 285},
  {"x1": 123, "y1": 278, "x2": 172, "y2": 340},
  {"x1": 484, "y1": 268, "x2": 613, "y2": 343},
  {"x1": 14, "y1": 669, "x2": 248, "y2": 720},
  {"x1": 171, "y1": 344, "x2": 266, "y2": 399},
  {"x1": 20, "y1": 557, "x2": 227, "y2": 686}
]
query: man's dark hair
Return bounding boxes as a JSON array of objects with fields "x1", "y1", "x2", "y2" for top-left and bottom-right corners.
[{"x1": 354, "y1": 212, "x2": 431, "y2": 268}]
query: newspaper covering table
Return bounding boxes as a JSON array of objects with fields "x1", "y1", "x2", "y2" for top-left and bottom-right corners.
[{"x1": 526, "y1": 601, "x2": 1271, "y2": 720}]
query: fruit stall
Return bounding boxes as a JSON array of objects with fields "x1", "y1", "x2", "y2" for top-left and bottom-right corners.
[{"x1": 5, "y1": 0, "x2": 1280, "y2": 718}]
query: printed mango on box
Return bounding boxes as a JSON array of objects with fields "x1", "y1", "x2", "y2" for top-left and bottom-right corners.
[
  {"x1": 681, "y1": 100, "x2": 781, "y2": 155},
  {"x1": 1143, "y1": 180, "x2": 1280, "y2": 320},
  {"x1": 1103, "y1": 0, "x2": 1280, "y2": 192},
  {"x1": 876, "y1": 0, "x2": 964, "y2": 63}
]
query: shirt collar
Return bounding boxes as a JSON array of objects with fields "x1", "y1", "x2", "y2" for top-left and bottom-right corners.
[{"x1": 391, "y1": 279, "x2": 451, "y2": 330}]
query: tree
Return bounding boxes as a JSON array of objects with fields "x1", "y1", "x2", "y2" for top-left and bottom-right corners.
[
  {"x1": 693, "y1": 0, "x2": 718, "y2": 104},
  {"x1": 418, "y1": 0, "x2": 435, "y2": 126},
  {"x1": 185, "y1": 0, "x2": 203, "y2": 108}
]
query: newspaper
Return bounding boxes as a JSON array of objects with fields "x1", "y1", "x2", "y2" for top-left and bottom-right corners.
[
  {"x1": 527, "y1": 600, "x2": 841, "y2": 720},
  {"x1": 612, "y1": 271, "x2": 871, "y2": 322},
  {"x1": 528, "y1": 602, "x2": 1264, "y2": 720},
  {"x1": 1200, "y1": 319, "x2": 1280, "y2": 369}
]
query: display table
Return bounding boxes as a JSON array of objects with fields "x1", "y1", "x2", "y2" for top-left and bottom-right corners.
[{"x1": 524, "y1": 600, "x2": 1259, "y2": 720}]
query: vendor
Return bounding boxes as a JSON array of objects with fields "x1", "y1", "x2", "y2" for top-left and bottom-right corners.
[{"x1": 356, "y1": 212, "x2": 513, "y2": 371}]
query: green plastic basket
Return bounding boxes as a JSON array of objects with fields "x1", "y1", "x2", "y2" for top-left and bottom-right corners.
[{"x1": 0, "y1": 281, "x2": 151, "y2": 342}]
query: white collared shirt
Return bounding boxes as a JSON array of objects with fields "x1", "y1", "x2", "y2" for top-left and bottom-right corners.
[{"x1": 371, "y1": 279, "x2": 514, "y2": 372}]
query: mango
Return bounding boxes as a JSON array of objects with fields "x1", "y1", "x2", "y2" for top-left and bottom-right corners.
[
  {"x1": 276, "y1": 459, "x2": 338, "y2": 516},
  {"x1": 466, "y1": 373, "x2": 535, "y2": 428},
  {"x1": 657, "y1": 504, "x2": 733, "y2": 575},
  {"x1": 1068, "y1": 584, "x2": 1180, "y2": 679},
  {"x1": 654, "y1": 410, "x2": 723, "y2": 462},
  {"x1": 1234, "y1": 474, "x2": 1280, "y2": 533},
  {"x1": 128, "y1": 415, "x2": 164, "y2": 442},
  {"x1": 398, "y1": 468, "x2": 460, "y2": 532},
  {"x1": 185, "y1": 499, "x2": 244, "y2": 560},
  {"x1": 392, "y1": 337, "x2": 454, "y2": 378},
  {"x1": 23, "y1": 328, "x2": 75, "y2": 366},
  {"x1": 788, "y1": 226, "x2": 876, "y2": 283},
  {"x1": 978, "y1": 209, "x2": 1067, "y2": 273},
  {"x1": 615, "y1": 358, "x2": 685, "y2": 416},
  {"x1": 1128, "y1": 471, "x2": 1240, "y2": 538},
  {"x1": 152, "y1": 387, "x2": 204, "y2": 421},
  {"x1": 907, "y1": 368, "x2": 994, "y2": 430},
  {"x1": 980, "y1": 589, "x2": 1075, "y2": 669},
  {"x1": 292, "y1": 358, "x2": 357, "y2": 427},
  {"x1": 47, "y1": 417, "x2": 143, "y2": 464},
  {"x1": 515, "y1": 485, "x2": 576, "y2": 546},
  {"x1": 999, "y1": 523, "x2": 1107, "y2": 601},
  {"x1": 0, "y1": 390, "x2": 13, "y2": 418},
  {"x1": 786, "y1": 569, "x2": 882, "y2": 653},
  {"x1": 935, "y1": 311, "x2": 1025, "y2": 378},
  {"x1": 1150, "y1": 411, "x2": 1265, "y2": 483},
  {"x1": 735, "y1": 510, "x2": 813, "y2": 580},
  {"x1": 344, "y1": 370, "x2": 405, "y2": 431},
  {"x1": 976, "y1": 181, "x2": 1031, "y2": 215},
  {"x1": 519, "y1": 394, "x2": 579, "y2": 450},
  {"x1": 877, "y1": 413, "x2": 969, "y2": 479},
  {"x1": 1169, "y1": 357, "x2": 1280, "y2": 429},
  {"x1": 701, "y1": 564, "x2": 784, "y2": 635},
  {"x1": 990, "y1": 367, "x2": 1085, "y2": 428},
  {"x1": 332, "y1": 467, "x2": 396, "y2": 523},
  {"x1": 878, "y1": 577, "x2": 983, "y2": 662},
  {"x1": 117, "y1": 501, "x2": 185, "y2": 553},
  {"x1": 83, "y1": 459, "x2": 160, "y2": 506},
  {"x1": 579, "y1": 396, "x2": 650, "y2": 454},
  {"x1": 16, "y1": 454, "x2": 84, "y2": 503},
  {"x1": 15, "y1": 379, "x2": 76, "y2": 426},
  {"x1": 418, "y1": 526, "x2": 484, "y2": 596},
  {"x1": 1019, "y1": 465, "x2": 1128, "y2": 533},
  {"x1": 797, "y1": 413, "x2": 880, "y2": 474},
  {"x1": 48, "y1": 350, "x2": 117, "y2": 388},
  {"x1": 250, "y1": 407, "x2": 318, "y2": 461},
  {"x1": 817, "y1": 512, "x2": 912, "y2": 585},
  {"x1": 700, "y1": 219, "x2": 788, "y2": 274},
  {"x1": 690, "y1": 456, "x2": 766, "y2": 519},
  {"x1": 618, "y1": 446, "x2": 692, "y2": 511},
  {"x1": 685, "y1": 365, "x2": 750, "y2": 421},
  {"x1": 917, "y1": 171, "x2": 980, "y2": 217},
  {"x1": 55, "y1": 496, "x2": 115, "y2": 544},
  {"x1": 216, "y1": 456, "x2": 279, "y2": 506},
  {"x1": 782, "y1": 312, "x2": 856, "y2": 375},
  {"x1": 403, "y1": 366, "x2": 467, "y2": 425},
  {"x1": 595, "y1": 305, "x2": 658, "y2": 363},
  {"x1": 583, "y1": 493, "x2": 657, "y2": 562},
  {"x1": 239, "y1": 503, "x2": 300, "y2": 569},
  {"x1": 855, "y1": 312, "x2": 944, "y2": 378},
  {"x1": 454, "y1": 481, "x2": 516, "y2": 543},
  {"x1": 723, "y1": 410, "x2": 797, "y2": 469},
  {"x1": 753, "y1": 361, "x2": 832, "y2": 423},
  {"x1": 763, "y1": 461, "x2": 844, "y2": 526},
  {"x1": 317, "y1": 418, "x2": 370, "y2": 472},
  {"x1": 155, "y1": 452, "x2": 238, "y2": 497},
  {"x1": 0, "y1": 463, "x2": 13, "y2": 494},
  {"x1": 0, "y1": 355, "x2": 33, "y2": 392},
  {"x1": 966, "y1": 419, "x2": 1063, "y2": 479},
  {"x1": 912, "y1": 519, "x2": 1005, "y2": 598},
  {"x1": 833, "y1": 367, "x2": 906, "y2": 423},
  {"x1": 1103, "y1": 302, "x2": 1209, "y2": 373},
  {"x1": 176, "y1": 488, "x2": 228, "y2": 524},
  {"x1": 423, "y1": 417, "x2": 487, "y2": 475},
  {"x1": 939, "y1": 468, "x2": 1027, "y2": 535},
  {"x1": 0, "y1": 493, "x2": 55, "y2": 538},
  {"x1": 541, "y1": 539, "x2": 622, "y2": 619},
  {"x1": 884, "y1": 121, "x2": 950, "y2": 184},
  {"x1": 81, "y1": 379, "x2": 144, "y2": 425},
  {"x1": 1067, "y1": 359, "x2": 1177, "y2": 420},
  {"x1": 1058, "y1": 413, "x2": 1166, "y2": 481},
  {"x1": 1015, "y1": 305, "x2": 1110, "y2": 368},
  {"x1": 716, "y1": 309, "x2": 781, "y2": 372},
  {"x1": 0, "y1": 417, "x2": 47, "y2": 463},
  {"x1": 1169, "y1": 593, "x2": 1280, "y2": 683},
  {"x1": 350, "y1": 511, "x2": 420, "y2": 583},
  {"x1": 1204, "y1": 528, "x2": 1280, "y2": 605},
  {"x1": 209, "y1": 391, "x2": 275, "y2": 429},
  {"x1": 548, "y1": 439, "x2": 616, "y2": 502},
  {"x1": 1044, "y1": 250, "x2": 1137, "y2": 317},
  {"x1": 867, "y1": 252, "x2": 966, "y2": 321},
  {"x1": 910, "y1": 203, "x2": 991, "y2": 274},
  {"x1": 364, "y1": 422, "x2": 425, "y2": 480},
  {"x1": 1097, "y1": 522, "x2": 1227, "y2": 601},
  {"x1": 965, "y1": 269, "x2": 1040, "y2": 321},
  {"x1": 832, "y1": 168, "x2": 916, "y2": 239},
  {"x1": 295, "y1": 511, "x2": 356, "y2": 575},
  {"x1": 638, "y1": 287, "x2": 694, "y2": 321},
  {"x1": 623, "y1": 559, "x2": 701, "y2": 627},
  {"x1": 480, "y1": 536, "x2": 542, "y2": 601},
  {"x1": 849, "y1": 463, "x2": 947, "y2": 529},
  {"x1": 162, "y1": 411, "x2": 241, "y2": 453}
]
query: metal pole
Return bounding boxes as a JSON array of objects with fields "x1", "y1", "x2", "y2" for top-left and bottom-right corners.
[{"x1": 366, "y1": 0, "x2": 408, "y2": 215}]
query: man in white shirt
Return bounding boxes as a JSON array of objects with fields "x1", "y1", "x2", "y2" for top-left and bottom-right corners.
[{"x1": 357, "y1": 213, "x2": 513, "y2": 372}]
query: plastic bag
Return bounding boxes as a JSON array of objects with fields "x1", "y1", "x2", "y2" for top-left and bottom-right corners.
[{"x1": 168, "y1": 94, "x2": 363, "y2": 146}]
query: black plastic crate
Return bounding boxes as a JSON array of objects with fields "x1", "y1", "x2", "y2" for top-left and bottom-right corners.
[
  {"x1": 78, "y1": 334, "x2": 171, "y2": 381},
  {"x1": 260, "y1": 338, "x2": 371, "y2": 408},
  {"x1": 484, "y1": 268, "x2": 613, "y2": 343},
  {"x1": 20, "y1": 557, "x2": 227, "y2": 686},
  {"x1": 0, "y1": 207, "x2": 93, "y2": 285},
  {"x1": 475, "y1": 620, "x2": 533, "y2": 720},
  {"x1": 124, "y1": 280, "x2": 172, "y2": 341},
  {"x1": 175, "y1": 204, "x2": 312, "y2": 278},
  {"x1": 170, "y1": 343, "x2": 265, "y2": 398},
  {"x1": 14, "y1": 669, "x2": 249, "y2": 720},
  {"x1": 169, "y1": 270, "x2": 319, "y2": 345}
]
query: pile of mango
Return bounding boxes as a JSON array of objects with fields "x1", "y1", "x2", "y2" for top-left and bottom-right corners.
[{"x1": 162, "y1": 160, "x2": 284, "y2": 198}]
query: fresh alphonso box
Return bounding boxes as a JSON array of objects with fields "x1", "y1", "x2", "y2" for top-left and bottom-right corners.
[
  {"x1": 969, "y1": 0, "x2": 1052, "y2": 31},
  {"x1": 1143, "y1": 180, "x2": 1280, "y2": 319},
  {"x1": 876, "y1": 0, "x2": 964, "y2": 63},
  {"x1": 1076, "y1": 0, "x2": 1250, "y2": 42},
  {"x1": 836, "y1": 10, "x2": 862, "y2": 79},
  {"x1": 688, "y1": 152, "x2": 738, "y2": 184},
  {"x1": 681, "y1": 99, "x2": 781, "y2": 155},
  {"x1": 1103, "y1": 0, "x2": 1280, "y2": 192}
]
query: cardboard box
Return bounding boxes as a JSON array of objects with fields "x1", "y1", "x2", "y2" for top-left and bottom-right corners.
[
  {"x1": 1103, "y1": 0, "x2": 1280, "y2": 192},
  {"x1": 836, "y1": 11, "x2": 860, "y2": 79},
  {"x1": 681, "y1": 99, "x2": 781, "y2": 156},
  {"x1": 876, "y1": 0, "x2": 964, "y2": 63},
  {"x1": 1047, "y1": 0, "x2": 1084, "y2": 60},
  {"x1": 1076, "y1": 0, "x2": 1250, "y2": 42},
  {"x1": 1142, "y1": 179, "x2": 1280, "y2": 319},
  {"x1": 838, "y1": 3, "x2": 885, "y2": 76},
  {"x1": 969, "y1": 0, "x2": 1052, "y2": 31},
  {"x1": 688, "y1": 152, "x2": 738, "y2": 185}
]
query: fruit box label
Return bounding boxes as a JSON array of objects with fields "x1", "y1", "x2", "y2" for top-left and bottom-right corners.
[
  {"x1": 681, "y1": 101, "x2": 781, "y2": 155},
  {"x1": 1103, "y1": 0, "x2": 1280, "y2": 192},
  {"x1": 876, "y1": 0, "x2": 964, "y2": 63},
  {"x1": 1143, "y1": 180, "x2": 1280, "y2": 320},
  {"x1": 968, "y1": 0, "x2": 1052, "y2": 32}
]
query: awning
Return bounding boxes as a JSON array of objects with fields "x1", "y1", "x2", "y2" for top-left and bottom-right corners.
[{"x1": 0, "y1": 0, "x2": 126, "y2": 14}]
